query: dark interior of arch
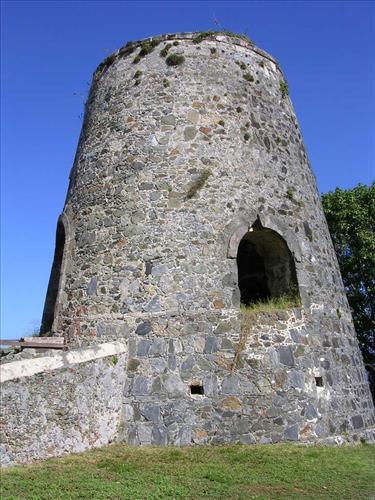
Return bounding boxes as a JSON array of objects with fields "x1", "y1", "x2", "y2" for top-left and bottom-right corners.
[
  {"x1": 40, "y1": 220, "x2": 65, "y2": 335},
  {"x1": 237, "y1": 224, "x2": 299, "y2": 306}
]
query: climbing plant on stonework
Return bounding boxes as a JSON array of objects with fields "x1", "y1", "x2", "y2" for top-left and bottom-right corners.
[{"x1": 322, "y1": 183, "x2": 375, "y2": 401}]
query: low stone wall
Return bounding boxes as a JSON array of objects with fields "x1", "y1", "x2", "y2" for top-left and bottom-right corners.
[
  {"x1": 0, "y1": 342, "x2": 127, "y2": 466},
  {"x1": 120, "y1": 309, "x2": 375, "y2": 447},
  {"x1": 1, "y1": 318, "x2": 374, "y2": 466}
]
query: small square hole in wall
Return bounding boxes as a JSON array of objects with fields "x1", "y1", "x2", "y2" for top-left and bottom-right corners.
[
  {"x1": 190, "y1": 383, "x2": 204, "y2": 395},
  {"x1": 315, "y1": 376, "x2": 324, "y2": 387}
]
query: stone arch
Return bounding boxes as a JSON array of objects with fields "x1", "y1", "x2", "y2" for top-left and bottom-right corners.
[
  {"x1": 40, "y1": 213, "x2": 71, "y2": 335},
  {"x1": 229, "y1": 218, "x2": 300, "y2": 307},
  {"x1": 227, "y1": 214, "x2": 302, "y2": 264}
]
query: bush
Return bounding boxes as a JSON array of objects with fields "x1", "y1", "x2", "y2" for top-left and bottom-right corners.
[
  {"x1": 243, "y1": 72, "x2": 254, "y2": 82},
  {"x1": 160, "y1": 43, "x2": 172, "y2": 57},
  {"x1": 322, "y1": 183, "x2": 375, "y2": 401},
  {"x1": 165, "y1": 53, "x2": 185, "y2": 66},
  {"x1": 280, "y1": 80, "x2": 289, "y2": 98},
  {"x1": 139, "y1": 42, "x2": 154, "y2": 57},
  {"x1": 192, "y1": 31, "x2": 253, "y2": 45},
  {"x1": 236, "y1": 61, "x2": 247, "y2": 70}
]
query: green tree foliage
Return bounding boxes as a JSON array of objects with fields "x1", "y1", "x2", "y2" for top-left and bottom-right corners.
[{"x1": 322, "y1": 183, "x2": 375, "y2": 399}]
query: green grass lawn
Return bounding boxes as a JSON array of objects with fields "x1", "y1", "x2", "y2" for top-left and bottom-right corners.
[{"x1": 1, "y1": 443, "x2": 374, "y2": 499}]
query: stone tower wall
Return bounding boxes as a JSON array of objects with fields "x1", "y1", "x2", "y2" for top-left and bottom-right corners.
[{"x1": 36, "y1": 32, "x2": 374, "y2": 446}]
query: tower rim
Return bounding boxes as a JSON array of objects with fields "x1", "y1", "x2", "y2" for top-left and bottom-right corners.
[{"x1": 93, "y1": 31, "x2": 282, "y2": 78}]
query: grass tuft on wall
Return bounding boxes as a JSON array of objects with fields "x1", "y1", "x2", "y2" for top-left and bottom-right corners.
[{"x1": 185, "y1": 169, "x2": 212, "y2": 199}]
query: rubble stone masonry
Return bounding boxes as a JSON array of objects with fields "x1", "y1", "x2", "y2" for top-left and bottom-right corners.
[{"x1": 1, "y1": 32, "x2": 374, "y2": 465}]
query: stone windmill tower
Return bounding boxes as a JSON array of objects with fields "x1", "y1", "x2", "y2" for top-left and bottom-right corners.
[{"x1": 40, "y1": 32, "x2": 374, "y2": 445}]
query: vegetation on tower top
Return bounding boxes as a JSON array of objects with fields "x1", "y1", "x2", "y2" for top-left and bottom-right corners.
[
  {"x1": 165, "y1": 53, "x2": 185, "y2": 66},
  {"x1": 280, "y1": 80, "x2": 289, "y2": 98},
  {"x1": 192, "y1": 31, "x2": 253, "y2": 45}
]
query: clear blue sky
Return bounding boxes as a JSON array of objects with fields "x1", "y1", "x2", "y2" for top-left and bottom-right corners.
[{"x1": 1, "y1": 1, "x2": 374, "y2": 339}]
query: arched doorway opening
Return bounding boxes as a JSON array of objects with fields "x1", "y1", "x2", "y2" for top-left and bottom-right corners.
[
  {"x1": 236, "y1": 221, "x2": 299, "y2": 307},
  {"x1": 40, "y1": 219, "x2": 66, "y2": 334}
]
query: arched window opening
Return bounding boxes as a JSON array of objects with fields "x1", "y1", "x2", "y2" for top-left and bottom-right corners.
[
  {"x1": 237, "y1": 222, "x2": 299, "y2": 307},
  {"x1": 40, "y1": 219, "x2": 66, "y2": 334}
]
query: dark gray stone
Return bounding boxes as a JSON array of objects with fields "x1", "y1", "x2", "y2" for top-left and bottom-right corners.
[
  {"x1": 141, "y1": 404, "x2": 160, "y2": 423},
  {"x1": 152, "y1": 425, "x2": 168, "y2": 445},
  {"x1": 233, "y1": 417, "x2": 250, "y2": 434},
  {"x1": 279, "y1": 346, "x2": 295, "y2": 366},
  {"x1": 289, "y1": 370, "x2": 304, "y2": 389},
  {"x1": 144, "y1": 295, "x2": 161, "y2": 312},
  {"x1": 303, "y1": 221, "x2": 313, "y2": 241},
  {"x1": 133, "y1": 376, "x2": 150, "y2": 395},
  {"x1": 163, "y1": 374, "x2": 186, "y2": 397},
  {"x1": 181, "y1": 356, "x2": 195, "y2": 375},
  {"x1": 239, "y1": 434, "x2": 256, "y2": 444},
  {"x1": 204, "y1": 336, "x2": 218, "y2": 354},
  {"x1": 304, "y1": 404, "x2": 318, "y2": 420},
  {"x1": 151, "y1": 265, "x2": 168, "y2": 276},
  {"x1": 315, "y1": 424, "x2": 328, "y2": 438},
  {"x1": 149, "y1": 358, "x2": 167, "y2": 373},
  {"x1": 139, "y1": 182, "x2": 154, "y2": 190},
  {"x1": 135, "y1": 321, "x2": 152, "y2": 336},
  {"x1": 284, "y1": 424, "x2": 299, "y2": 441},
  {"x1": 127, "y1": 426, "x2": 139, "y2": 446},
  {"x1": 138, "y1": 423, "x2": 152, "y2": 444},
  {"x1": 151, "y1": 377, "x2": 165, "y2": 395},
  {"x1": 87, "y1": 276, "x2": 97, "y2": 296},
  {"x1": 222, "y1": 375, "x2": 240, "y2": 395},
  {"x1": 351, "y1": 415, "x2": 364, "y2": 429},
  {"x1": 96, "y1": 323, "x2": 105, "y2": 337},
  {"x1": 149, "y1": 338, "x2": 166, "y2": 356},
  {"x1": 168, "y1": 354, "x2": 177, "y2": 370},
  {"x1": 177, "y1": 426, "x2": 192, "y2": 446},
  {"x1": 290, "y1": 329, "x2": 301, "y2": 343},
  {"x1": 145, "y1": 262, "x2": 153, "y2": 275},
  {"x1": 203, "y1": 374, "x2": 217, "y2": 397},
  {"x1": 137, "y1": 339, "x2": 151, "y2": 357}
]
